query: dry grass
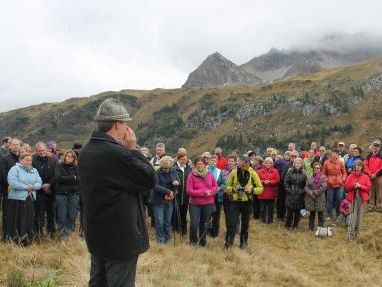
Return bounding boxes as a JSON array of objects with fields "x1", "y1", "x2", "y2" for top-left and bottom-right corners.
[{"x1": 0, "y1": 212, "x2": 381, "y2": 286}]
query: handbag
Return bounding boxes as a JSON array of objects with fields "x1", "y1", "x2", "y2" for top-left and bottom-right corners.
[{"x1": 315, "y1": 226, "x2": 333, "y2": 237}]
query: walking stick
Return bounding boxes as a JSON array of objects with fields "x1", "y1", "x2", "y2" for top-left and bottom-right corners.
[{"x1": 173, "y1": 187, "x2": 183, "y2": 246}]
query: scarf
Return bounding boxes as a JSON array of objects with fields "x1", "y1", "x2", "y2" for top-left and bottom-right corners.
[
  {"x1": 312, "y1": 172, "x2": 322, "y2": 189},
  {"x1": 194, "y1": 168, "x2": 208, "y2": 178},
  {"x1": 237, "y1": 167, "x2": 250, "y2": 186}
]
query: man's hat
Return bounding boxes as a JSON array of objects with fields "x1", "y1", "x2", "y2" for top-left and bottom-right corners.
[{"x1": 95, "y1": 98, "x2": 132, "y2": 122}]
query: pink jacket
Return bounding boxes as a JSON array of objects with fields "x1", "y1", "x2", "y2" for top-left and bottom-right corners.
[{"x1": 186, "y1": 171, "x2": 218, "y2": 205}]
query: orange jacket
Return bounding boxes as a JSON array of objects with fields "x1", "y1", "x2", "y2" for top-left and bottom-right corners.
[{"x1": 322, "y1": 159, "x2": 347, "y2": 188}]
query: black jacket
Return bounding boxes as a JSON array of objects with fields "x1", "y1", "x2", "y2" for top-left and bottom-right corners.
[
  {"x1": 32, "y1": 155, "x2": 57, "y2": 193},
  {"x1": 173, "y1": 163, "x2": 192, "y2": 205},
  {"x1": 0, "y1": 156, "x2": 5, "y2": 191},
  {"x1": 78, "y1": 131, "x2": 155, "y2": 259},
  {"x1": 152, "y1": 168, "x2": 179, "y2": 205},
  {"x1": 284, "y1": 167, "x2": 307, "y2": 209},
  {"x1": 4, "y1": 152, "x2": 19, "y2": 177},
  {"x1": 55, "y1": 162, "x2": 80, "y2": 195}
]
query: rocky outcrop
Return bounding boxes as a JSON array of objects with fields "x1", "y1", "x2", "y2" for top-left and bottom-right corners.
[{"x1": 362, "y1": 73, "x2": 382, "y2": 93}]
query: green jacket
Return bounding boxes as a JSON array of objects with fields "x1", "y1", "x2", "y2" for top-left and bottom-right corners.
[{"x1": 226, "y1": 167, "x2": 263, "y2": 201}]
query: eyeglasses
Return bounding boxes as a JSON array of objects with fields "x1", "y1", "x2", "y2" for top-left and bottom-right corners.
[
  {"x1": 314, "y1": 167, "x2": 321, "y2": 170},
  {"x1": 319, "y1": 150, "x2": 325, "y2": 152}
]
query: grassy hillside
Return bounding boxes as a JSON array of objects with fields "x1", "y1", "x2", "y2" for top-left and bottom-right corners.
[
  {"x1": 1, "y1": 213, "x2": 381, "y2": 286},
  {"x1": 1, "y1": 59, "x2": 382, "y2": 157}
]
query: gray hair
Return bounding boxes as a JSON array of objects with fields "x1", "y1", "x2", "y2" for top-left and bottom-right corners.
[
  {"x1": 293, "y1": 157, "x2": 304, "y2": 167},
  {"x1": 156, "y1": 143, "x2": 165, "y2": 150},
  {"x1": 35, "y1": 141, "x2": 46, "y2": 150}
]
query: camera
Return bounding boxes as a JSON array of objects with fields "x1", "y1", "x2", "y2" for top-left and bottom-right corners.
[{"x1": 237, "y1": 186, "x2": 245, "y2": 201}]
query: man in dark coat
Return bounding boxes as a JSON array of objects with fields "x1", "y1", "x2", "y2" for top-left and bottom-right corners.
[
  {"x1": 2, "y1": 138, "x2": 21, "y2": 239},
  {"x1": 78, "y1": 98, "x2": 155, "y2": 287},
  {"x1": 32, "y1": 142, "x2": 58, "y2": 237}
]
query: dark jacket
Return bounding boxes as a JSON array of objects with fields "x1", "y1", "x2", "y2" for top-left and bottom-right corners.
[
  {"x1": 312, "y1": 155, "x2": 328, "y2": 168},
  {"x1": 55, "y1": 162, "x2": 80, "y2": 195},
  {"x1": 78, "y1": 131, "x2": 155, "y2": 259},
  {"x1": 174, "y1": 163, "x2": 192, "y2": 206},
  {"x1": 284, "y1": 168, "x2": 307, "y2": 209},
  {"x1": 305, "y1": 174, "x2": 327, "y2": 212},
  {"x1": 32, "y1": 155, "x2": 57, "y2": 193},
  {"x1": 0, "y1": 156, "x2": 5, "y2": 191},
  {"x1": 153, "y1": 168, "x2": 179, "y2": 205},
  {"x1": 4, "y1": 152, "x2": 19, "y2": 178}
]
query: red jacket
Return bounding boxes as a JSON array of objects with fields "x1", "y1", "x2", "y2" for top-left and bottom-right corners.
[
  {"x1": 364, "y1": 154, "x2": 382, "y2": 177},
  {"x1": 257, "y1": 167, "x2": 280, "y2": 199},
  {"x1": 345, "y1": 171, "x2": 371, "y2": 203},
  {"x1": 322, "y1": 159, "x2": 347, "y2": 188},
  {"x1": 216, "y1": 155, "x2": 227, "y2": 170}
]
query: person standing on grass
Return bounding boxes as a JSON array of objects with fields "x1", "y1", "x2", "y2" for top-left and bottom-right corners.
[
  {"x1": 6, "y1": 152, "x2": 42, "y2": 245},
  {"x1": 322, "y1": 149, "x2": 347, "y2": 221},
  {"x1": 364, "y1": 139, "x2": 382, "y2": 212},
  {"x1": 224, "y1": 156, "x2": 263, "y2": 249},
  {"x1": 257, "y1": 157, "x2": 280, "y2": 224},
  {"x1": 186, "y1": 157, "x2": 217, "y2": 247},
  {"x1": 54, "y1": 149, "x2": 80, "y2": 240},
  {"x1": 78, "y1": 98, "x2": 155, "y2": 287},
  {"x1": 152, "y1": 156, "x2": 179, "y2": 244},
  {"x1": 207, "y1": 155, "x2": 226, "y2": 238},
  {"x1": 345, "y1": 160, "x2": 371, "y2": 239},
  {"x1": 305, "y1": 162, "x2": 327, "y2": 231},
  {"x1": 284, "y1": 158, "x2": 307, "y2": 230}
]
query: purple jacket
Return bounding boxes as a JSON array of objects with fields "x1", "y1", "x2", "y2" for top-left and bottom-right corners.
[{"x1": 274, "y1": 159, "x2": 288, "y2": 176}]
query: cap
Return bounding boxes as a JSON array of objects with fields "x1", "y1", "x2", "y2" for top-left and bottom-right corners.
[
  {"x1": 95, "y1": 98, "x2": 132, "y2": 122},
  {"x1": 338, "y1": 142, "x2": 345, "y2": 146},
  {"x1": 242, "y1": 155, "x2": 251, "y2": 162},
  {"x1": 371, "y1": 139, "x2": 381, "y2": 147},
  {"x1": 201, "y1": 152, "x2": 211, "y2": 159}
]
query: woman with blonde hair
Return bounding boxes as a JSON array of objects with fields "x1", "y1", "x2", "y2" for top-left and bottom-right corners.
[
  {"x1": 6, "y1": 152, "x2": 42, "y2": 245},
  {"x1": 152, "y1": 156, "x2": 180, "y2": 244},
  {"x1": 55, "y1": 149, "x2": 80, "y2": 239}
]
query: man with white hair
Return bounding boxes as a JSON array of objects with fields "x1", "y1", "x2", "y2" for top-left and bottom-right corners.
[
  {"x1": 79, "y1": 98, "x2": 155, "y2": 287},
  {"x1": 150, "y1": 143, "x2": 166, "y2": 171}
]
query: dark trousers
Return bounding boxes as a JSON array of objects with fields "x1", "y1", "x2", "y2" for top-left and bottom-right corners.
[
  {"x1": 252, "y1": 195, "x2": 261, "y2": 219},
  {"x1": 2, "y1": 192, "x2": 8, "y2": 240},
  {"x1": 225, "y1": 201, "x2": 252, "y2": 247},
  {"x1": 276, "y1": 186, "x2": 286, "y2": 219},
  {"x1": 208, "y1": 202, "x2": 222, "y2": 237},
  {"x1": 35, "y1": 192, "x2": 56, "y2": 236},
  {"x1": 260, "y1": 199, "x2": 275, "y2": 224},
  {"x1": 309, "y1": 211, "x2": 325, "y2": 231},
  {"x1": 89, "y1": 253, "x2": 138, "y2": 287},
  {"x1": 223, "y1": 199, "x2": 231, "y2": 231},
  {"x1": 172, "y1": 203, "x2": 188, "y2": 235},
  {"x1": 285, "y1": 208, "x2": 301, "y2": 229},
  {"x1": 189, "y1": 204, "x2": 214, "y2": 246}
]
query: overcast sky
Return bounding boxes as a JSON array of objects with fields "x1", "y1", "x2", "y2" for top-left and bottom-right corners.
[{"x1": 1, "y1": 0, "x2": 382, "y2": 112}]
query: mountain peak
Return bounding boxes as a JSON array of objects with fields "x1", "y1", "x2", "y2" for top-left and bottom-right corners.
[{"x1": 182, "y1": 52, "x2": 260, "y2": 88}]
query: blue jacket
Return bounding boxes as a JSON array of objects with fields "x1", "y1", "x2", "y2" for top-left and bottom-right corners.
[
  {"x1": 153, "y1": 167, "x2": 179, "y2": 205},
  {"x1": 7, "y1": 163, "x2": 42, "y2": 201},
  {"x1": 208, "y1": 166, "x2": 226, "y2": 203}
]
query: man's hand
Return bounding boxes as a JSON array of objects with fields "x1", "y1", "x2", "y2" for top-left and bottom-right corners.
[
  {"x1": 42, "y1": 183, "x2": 51, "y2": 193},
  {"x1": 122, "y1": 126, "x2": 137, "y2": 150},
  {"x1": 244, "y1": 187, "x2": 252, "y2": 194},
  {"x1": 172, "y1": 180, "x2": 180, "y2": 186}
]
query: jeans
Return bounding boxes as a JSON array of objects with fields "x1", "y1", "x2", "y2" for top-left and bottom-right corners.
[
  {"x1": 153, "y1": 201, "x2": 173, "y2": 243},
  {"x1": 326, "y1": 187, "x2": 344, "y2": 218},
  {"x1": 189, "y1": 204, "x2": 214, "y2": 246},
  {"x1": 56, "y1": 194, "x2": 79, "y2": 238},
  {"x1": 34, "y1": 191, "x2": 56, "y2": 236},
  {"x1": 89, "y1": 253, "x2": 138, "y2": 287}
]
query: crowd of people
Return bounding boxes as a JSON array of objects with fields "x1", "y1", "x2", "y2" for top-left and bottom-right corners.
[
  {"x1": 145, "y1": 139, "x2": 382, "y2": 248},
  {"x1": 0, "y1": 133, "x2": 381, "y2": 248},
  {"x1": 0, "y1": 137, "x2": 82, "y2": 245}
]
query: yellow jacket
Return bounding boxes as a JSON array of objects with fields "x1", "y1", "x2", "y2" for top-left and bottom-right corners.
[{"x1": 226, "y1": 167, "x2": 263, "y2": 201}]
